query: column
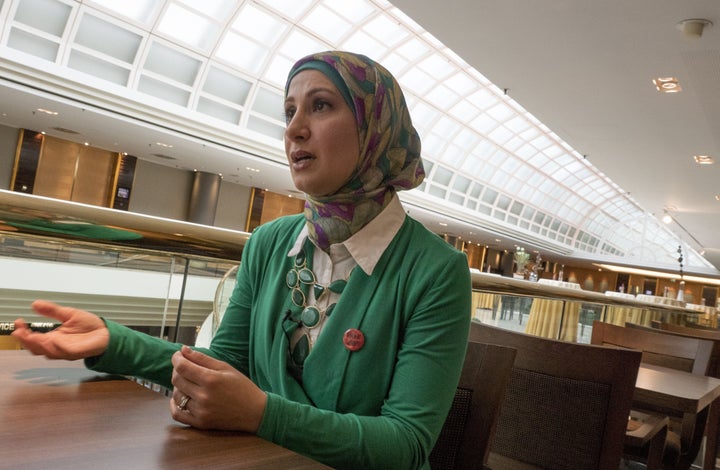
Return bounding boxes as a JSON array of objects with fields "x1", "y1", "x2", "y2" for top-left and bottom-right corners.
[{"x1": 187, "y1": 171, "x2": 221, "y2": 225}]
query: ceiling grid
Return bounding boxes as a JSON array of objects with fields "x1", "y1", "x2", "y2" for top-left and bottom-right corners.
[{"x1": 0, "y1": 0, "x2": 714, "y2": 273}]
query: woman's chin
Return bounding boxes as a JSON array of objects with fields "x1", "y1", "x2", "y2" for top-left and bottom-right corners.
[{"x1": 293, "y1": 181, "x2": 333, "y2": 199}]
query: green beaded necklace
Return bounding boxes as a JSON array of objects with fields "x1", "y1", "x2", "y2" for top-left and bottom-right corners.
[{"x1": 285, "y1": 241, "x2": 352, "y2": 368}]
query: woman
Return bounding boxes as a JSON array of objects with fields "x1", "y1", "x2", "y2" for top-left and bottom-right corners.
[{"x1": 13, "y1": 51, "x2": 471, "y2": 469}]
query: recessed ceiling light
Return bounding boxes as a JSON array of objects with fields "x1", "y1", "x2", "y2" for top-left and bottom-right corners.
[
  {"x1": 715, "y1": 195, "x2": 720, "y2": 201},
  {"x1": 151, "y1": 153, "x2": 176, "y2": 160},
  {"x1": 36, "y1": 108, "x2": 58, "y2": 115},
  {"x1": 653, "y1": 77, "x2": 682, "y2": 93},
  {"x1": 662, "y1": 214, "x2": 673, "y2": 224},
  {"x1": 693, "y1": 155, "x2": 714, "y2": 164},
  {"x1": 438, "y1": 222, "x2": 448, "y2": 227},
  {"x1": 51, "y1": 126, "x2": 79, "y2": 134},
  {"x1": 155, "y1": 142, "x2": 173, "y2": 148},
  {"x1": 676, "y1": 18, "x2": 713, "y2": 39}
]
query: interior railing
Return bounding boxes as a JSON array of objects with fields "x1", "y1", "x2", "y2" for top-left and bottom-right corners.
[
  {"x1": 3, "y1": 190, "x2": 715, "y2": 348},
  {"x1": 470, "y1": 270, "x2": 718, "y2": 344},
  {"x1": 0, "y1": 190, "x2": 245, "y2": 344}
]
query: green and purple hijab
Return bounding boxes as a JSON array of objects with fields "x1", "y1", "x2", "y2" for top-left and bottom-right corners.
[{"x1": 285, "y1": 51, "x2": 425, "y2": 250}]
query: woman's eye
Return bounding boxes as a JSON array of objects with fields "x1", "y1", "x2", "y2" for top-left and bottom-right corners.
[
  {"x1": 284, "y1": 108, "x2": 295, "y2": 124},
  {"x1": 313, "y1": 99, "x2": 330, "y2": 112}
]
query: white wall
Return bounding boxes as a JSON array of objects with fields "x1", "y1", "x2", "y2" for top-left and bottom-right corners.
[
  {"x1": 216, "y1": 179, "x2": 252, "y2": 231},
  {"x1": 1, "y1": 257, "x2": 216, "y2": 300},
  {"x1": 128, "y1": 158, "x2": 194, "y2": 220}
]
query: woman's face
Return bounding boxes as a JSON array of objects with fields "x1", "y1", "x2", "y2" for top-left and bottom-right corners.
[{"x1": 284, "y1": 70, "x2": 360, "y2": 198}]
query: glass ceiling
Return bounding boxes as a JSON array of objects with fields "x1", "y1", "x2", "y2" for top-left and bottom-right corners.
[{"x1": 0, "y1": 0, "x2": 712, "y2": 270}]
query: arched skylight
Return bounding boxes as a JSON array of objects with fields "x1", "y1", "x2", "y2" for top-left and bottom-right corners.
[{"x1": 0, "y1": 0, "x2": 711, "y2": 270}]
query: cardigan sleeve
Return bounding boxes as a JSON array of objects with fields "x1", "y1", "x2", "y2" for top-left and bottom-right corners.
[{"x1": 84, "y1": 228, "x2": 259, "y2": 384}]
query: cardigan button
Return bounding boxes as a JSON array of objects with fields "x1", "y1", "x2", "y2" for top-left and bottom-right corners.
[{"x1": 343, "y1": 329, "x2": 365, "y2": 351}]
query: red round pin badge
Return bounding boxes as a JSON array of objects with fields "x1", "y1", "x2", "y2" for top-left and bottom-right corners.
[{"x1": 343, "y1": 328, "x2": 365, "y2": 351}]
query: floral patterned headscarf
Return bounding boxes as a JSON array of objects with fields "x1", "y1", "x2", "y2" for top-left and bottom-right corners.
[{"x1": 285, "y1": 51, "x2": 424, "y2": 250}]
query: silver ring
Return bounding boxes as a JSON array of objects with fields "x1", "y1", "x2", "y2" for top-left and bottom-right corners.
[{"x1": 177, "y1": 395, "x2": 191, "y2": 411}]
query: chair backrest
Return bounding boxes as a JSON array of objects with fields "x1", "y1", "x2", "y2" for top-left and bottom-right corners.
[
  {"x1": 654, "y1": 320, "x2": 720, "y2": 340},
  {"x1": 429, "y1": 340, "x2": 517, "y2": 470},
  {"x1": 195, "y1": 265, "x2": 238, "y2": 348},
  {"x1": 657, "y1": 319, "x2": 719, "y2": 332},
  {"x1": 469, "y1": 321, "x2": 641, "y2": 470},
  {"x1": 591, "y1": 321, "x2": 713, "y2": 375},
  {"x1": 627, "y1": 320, "x2": 720, "y2": 378}
]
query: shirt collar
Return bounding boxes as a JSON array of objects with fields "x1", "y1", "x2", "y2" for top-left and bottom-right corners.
[{"x1": 287, "y1": 194, "x2": 406, "y2": 276}]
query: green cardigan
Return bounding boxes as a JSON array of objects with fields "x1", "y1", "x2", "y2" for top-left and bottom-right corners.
[{"x1": 87, "y1": 214, "x2": 471, "y2": 469}]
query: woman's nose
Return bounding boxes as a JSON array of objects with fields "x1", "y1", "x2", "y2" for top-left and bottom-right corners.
[{"x1": 285, "y1": 113, "x2": 309, "y2": 141}]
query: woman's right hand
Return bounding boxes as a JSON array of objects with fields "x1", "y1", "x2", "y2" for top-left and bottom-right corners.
[{"x1": 12, "y1": 300, "x2": 110, "y2": 360}]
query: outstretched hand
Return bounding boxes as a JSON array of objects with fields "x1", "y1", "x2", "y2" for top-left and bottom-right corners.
[
  {"x1": 170, "y1": 346, "x2": 267, "y2": 433},
  {"x1": 12, "y1": 300, "x2": 110, "y2": 360}
]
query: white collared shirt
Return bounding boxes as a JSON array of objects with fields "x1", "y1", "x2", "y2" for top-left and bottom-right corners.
[{"x1": 287, "y1": 194, "x2": 406, "y2": 345}]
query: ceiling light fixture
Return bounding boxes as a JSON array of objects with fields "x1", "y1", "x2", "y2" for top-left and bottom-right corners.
[
  {"x1": 36, "y1": 108, "x2": 58, "y2": 115},
  {"x1": 595, "y1": 263, "x2": 720, "y2": 286},
  {"x1": 662, "y1": 213, "x2": 673, "y2": 224},
  {"x1": 676, "y1": 18, "x2": 713, "y2": 39},
  {"x1": 653, "y1": 77, "x2": 681, "y2": 93},
  {"x1": 693, "y1": 155, "x2": 714, "y2": 164}
]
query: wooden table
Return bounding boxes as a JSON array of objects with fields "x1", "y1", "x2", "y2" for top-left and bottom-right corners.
[
  {"x1": 0, "y1": 351, "x2": 330, "y2": 469},
  {"x1": 634, "y1": 363, "x2": 720, "y2": 470}
]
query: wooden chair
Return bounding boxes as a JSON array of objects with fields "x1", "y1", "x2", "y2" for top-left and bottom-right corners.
[
  {"x1": 469, "y1": 321, "x2": 641, "y2": 470},
  {"x1": 627, "y1": 320, "x2": 720, "y2": 465},
  {"x1": 592, "y1": 321, "x2": 713, "y2": 376},
  {"x1": 429, "y1": 340, "x2": 517, "y2": 470},
  {"x1": 646, "y1": 320, "x2": 720, "y2": 379},
  {"x1": 592, "y1": 321, "x2": 716, "y2": 468},
  {"x1": 195, "y1": 265, "x2": 238, "y2": 348}
]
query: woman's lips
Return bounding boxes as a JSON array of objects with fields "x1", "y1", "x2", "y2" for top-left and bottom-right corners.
[{"x1": 291, "y1": 151, "x2": 314, "y2": 169}]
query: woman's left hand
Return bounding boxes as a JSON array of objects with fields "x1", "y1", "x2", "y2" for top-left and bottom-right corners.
[{"x1": 169, "y1": 346, "x2": 267, "y2": 433}]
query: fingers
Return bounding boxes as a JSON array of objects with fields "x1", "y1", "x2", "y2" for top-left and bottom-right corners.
[
  {"x1": 179, "y1": 345, "x2": 226, "y2": 370},
  {"x1": 174, "y1": 392, "x2": 192, "y2": 411},
  {"x1": 11, "y1": 319, "x2": 44, "y2": 354},
  {"x1": 169, "y1": 351, "x2": 266, "y2": 432},
  {"x1": 171, "y1": 347, "x2": 227, "y2": 387},
  {"x1": 170, "y1": 348, "x2": 224, "y2": 412},
  {"x1": 12, "y1": 330, "x2": 55, "y2": 357},
  {"x1": 11, "y1": 318, "x2": 29, "y2": 339},
  {"x1": 30, "y1": 300, "x2": 76, "y2": 323},
  {"x1": 12, "y1": 302, "x2": 68, "y2": 350},
  {"x1": 12, "y1": 301, "x2": 108, "y2": 360},
  {"x1": 169, "y1": 393, "x2": 198, "y2": 427},
  {"x1": 171, "y1": 350, "x2": 203, "y2": 400}
]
